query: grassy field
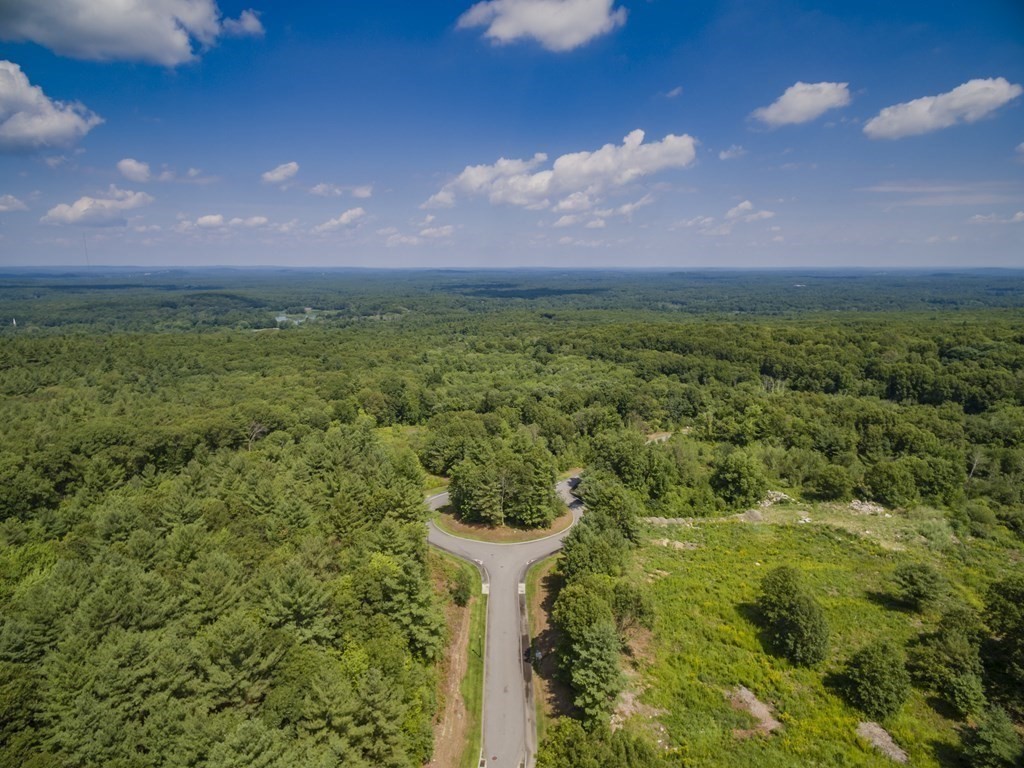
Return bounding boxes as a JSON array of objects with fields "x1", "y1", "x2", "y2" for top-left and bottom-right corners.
[
  {"x1": 622, "y1": 502, "x2": 1007, "y2": 767},
  {"x1": 461, "y1": 583, "x2": 487, "y2": 768}
]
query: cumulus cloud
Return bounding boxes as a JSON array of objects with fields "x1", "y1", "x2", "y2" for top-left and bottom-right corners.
[
  {"x1": 552, "y1": 194, "x2": 651, "y2": 229},
  {"x1": 262, "y1": 161, "x2": 299, "y2": 184},
  {"x1": 863, "y1": 77, "x2": 1023, "y2": 139},
  {"x1": 117, "y1": 157, "x2": 151, "y2": 182},
  {"x1": 222, "y1": 9, "x2": 264, "y2": 37},
  {"x1": 458, "y1": 0, "x2": 626, "y2": 52},
  {"x1": 719, "y1": 144, "x2": 746, "y2": 160},
  {"x1": 425, "y1": 129, "x2": 696, "y2": 210},
  {"x1": 118, "y1": 158, "x2": 215, "y2": 184},
  {"x1": 229, "y1": 215, "x2": 268, "y2": 228},
  {"x1": 970, "y1": 211, "x2": 1024, "y2": 224},
  {"x1": 41, "y1": 185, "x2": 153, "y2": 226},
  {"x1": 0, "y1": 61, "x2": 102, "y2": 151},
  {"x1": 0, "y1": 1, "x2": 264, "y2": 66},
  {"x1": 679, "y1": 200, "x2": 774, "y2": 236},
  {"x1": 176, "y1": 212, "x2": 267, "y2": 232},
  {"x1": 725, "y1": 200, "x2": 774, "y2": 222},
  {"x1": 196, "y1": 214, "x2": 225, "y2": 228},
  {"x1": 310, "y1": 182, "x2": 342, "y2": 197},
  {"x1": 313, "y1": 207, "x2": 365, "y2": 234},
  {"x1": 554, "y1": 191, "x2": 595, "y2": 211},
  {"x1": 420, "y1": 224, "x2": 454, "y2": 238},
  {"x1": 310, "y1": 182, "x2": 373, "y2": 198},
  {"x1": 752, "y1": 81, "x2": 851, "y2": 127},
  {"x1": 665, "y1": 86, "x2": 683, "y2": 99},
  {"x1": 386, "y1": 233, "x2": 421, "y2": 247},
  {"x1": 0, "y1": 194, "x2": 27, "y2": 212}
]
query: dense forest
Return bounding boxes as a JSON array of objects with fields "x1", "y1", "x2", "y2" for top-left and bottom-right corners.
[{"x1": 1, "y1": 269, "x2": 1023, "y2": 766}]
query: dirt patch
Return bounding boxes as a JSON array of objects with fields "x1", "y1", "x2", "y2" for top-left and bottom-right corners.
[
  {"x1": 856, "y1": 722, "x2": 908, "y2": 763},
  {"x1": 646, "y1": 517, "x2": 695, "y2": 527},
  {"x1": 428, "y1": 569, "x2": 471, "y2": 768},
  {"x1": 727, "y1": 686, "x2": 782, "y2": 739},
  {"x1": 652, "y1": 538, "x2": 698, "y2": 551},
  {"x1": 850, "y1": 499, "x2": 886, "y2": 515},
  {"x1": 759, "y1": 491, "x2": 793, "y2": 508},
  {"x1": 434, "y1": 505, "x2": 574, "y2": 543},
  {"x1": 611, "y1": 683, "x2": 668, "y2": 732},
  {"x1": 645, "y1": 568, "x2": 671, "y2": 583},
  {"x1": 646, "y1": 431, "x2": 673, "y2": 444}
]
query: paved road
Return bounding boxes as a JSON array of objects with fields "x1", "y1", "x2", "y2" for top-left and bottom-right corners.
[{"x1": 427, "y1": 479, "x2": 583, "y2": 768}]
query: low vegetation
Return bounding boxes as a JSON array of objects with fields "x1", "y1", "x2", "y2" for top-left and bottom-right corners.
[{"x1": 1, "y1": 269, "x2": 1022, "y2": 765}]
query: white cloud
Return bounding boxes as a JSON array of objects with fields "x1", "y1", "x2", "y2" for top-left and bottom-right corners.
[
  {"x1": 752, "y1": 81, "x2": 851, "y2": 127},
  {"x1": 681, "y1": 200, "x2": 774, "y2": 236},
  {"x1": 222, "y1": 9, "x2": 264, "y2": 37},
  {"x1": 0, "y1": 1, "x2": 263, "y2": 66},
  {"x1": 0, "y1": 61, "x2": 102, "y2": 151},
  {"x1": 552, "y1": 214, "x2": 581, "y2": 228},
  {"x1": 261, "y1": 161, "x2": 299, "y2": 184},
  {"x1": 864, "y1": 180, "x2": 1017, "y2": 207},
  {"x1": 309, "y1": 182, "x2": 372, "y2": 199},
  {"x1": 970, "y1": 211, "x2": 1024, "y2": 224},
  {"x1": 117, "y1": 157, "x2": 150, "y2": 182},
  {"x1": 196, "y1": 214, "x2": 225, "y2": 228},
  {"x1": 615, "y1": 193, "x2": 653, "y2": 218},
  {"x1": 420, "y1": 224, "x2": 454, "y2": 238},
  {"x1": 585, "y1": 218, "x2": 606, "y2": 229},
  {"x1": 386, "y1": 233, "x2": 421, "y2": 247},
  {"x1": 313, "y1": 207, "x2": 365, "y2": 234},
  {"x1": 41, "y1": 185, "x2": 153, "y2": 226},
  {"x1": 426, "y1": 129, "x2": 697, "y2": 210},
  {"x1": 718, "y1": 144, "x2": 746, "y2": 160},
  {"x1": 229, "y1": 215, "x2": 268, "y2": 228},
  {"x1": 458, "y1": 0, "x2": 626, "y2": 52},
  {"x1": 554, "y1": 191, "x2": 594, "y2": 211},
  {"x1": 725, "y1": 200, "x2": 775, "y2": 222},
  {"x1": 0, "y1": 194, "x2": 27, "y2": 211},
  {"x1": 863, "y1": 78, "x2": 1023, "y2": 139},
  {"x1": 666, "y1": 86, "x2": 683, "y2": 99},
  {"x1": 1017, "y1": 142, "x2": 1024, "y2": 156},
  {"x1": 310, "y1": 182, "x2": 342, "y2": 197},
  {"x1": 725, "y1": 200, "x2": 753, "y2": 219}
]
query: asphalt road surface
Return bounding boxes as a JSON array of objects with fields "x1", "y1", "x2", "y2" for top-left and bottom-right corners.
[{"x1": 427, "y1": 479, "x2": 583, "y2": 768}]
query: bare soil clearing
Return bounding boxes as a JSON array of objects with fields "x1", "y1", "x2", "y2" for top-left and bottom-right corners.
[
  {"x1": 856, "y1": 722, "x2": 909, "y2": 763},
  {"x1": 727, "y1": 686, "x2": 782, "y2": 739},
  {"x1": 428, "y1": 560, "x2": 472, "y2": 768},
  {"x1": 434, "y1": 506, "x2": 574, "y2": 543}
]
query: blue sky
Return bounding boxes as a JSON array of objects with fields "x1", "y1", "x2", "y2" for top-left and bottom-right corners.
[{"x1": 0, "y1": 0, "x2": 1022, "y2": 267}]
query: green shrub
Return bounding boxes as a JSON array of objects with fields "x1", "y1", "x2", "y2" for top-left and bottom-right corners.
[
  {"x1": 843, "y1": 640, "x2": 911, "y2": 720},
  {"x1": 985, "y1": 574, "x2": 1024, "y2": 708},
  {"x1": 866, "y1": 460, "x2": 919, "y2": 508},
  {"x1": 892, "y1": 562, "x2": 945, "y2": 611},
  {"x1": 711, "y1": 451, "x2": 767, "y2": 509},
  {"x1": 809, "y1": 464, "x2": 854, "y2": 501},
  {"x1": 757, "y1": 566, "x2": 829, "y2": 666},
  {"x1": 451, "y1": 567, "x2": 473, "y2": 607},
  {"x1": 962, "y1": 706, "x2": 1024, "y2": 768}
]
